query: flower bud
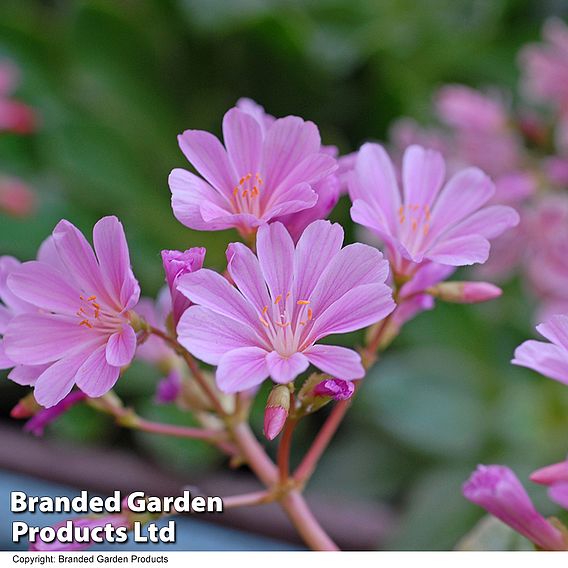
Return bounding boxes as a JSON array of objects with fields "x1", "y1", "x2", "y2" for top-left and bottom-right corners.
[
  {"x1": 531, "y1": 460, "x2": 568, "y2": 510},
  {"x1": 463, "y1": 464, "x2": 566, "y2": 550},
  {"x1": 10, "y1": 393, "x2": 41, "y2": 419},
  {"x1": 428, "y1": 281, "x2": 502, "y2": 304},
  {"x1": 161, "y1": 248, "x2": 206, "y2": 326},
  {"x1": 23, "y1": 391, "x2": 87, "y2": 436},
  {"x1": 155, "y1": 369, "x2": 182, "y2": 404},
  {"x1": 313, "y1": 378, "x2": 355, "y2": 401},
  {"x1": 263, "y1": 385, "x2": 290, "y2": 441}
]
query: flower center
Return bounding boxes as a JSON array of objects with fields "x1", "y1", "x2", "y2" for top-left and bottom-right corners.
[
  {"x1": 398, "y1": 203, "x2": 431, "y2": 236},
  {"x1": 257, "y1": 293, "x2": 313, "y2": 357},
  {"x1": 231, "y1": 172, "x2": 263, "y2": 216},
  {"x1": 76, "y1": 295, "x2": 124, "y2": 334}
]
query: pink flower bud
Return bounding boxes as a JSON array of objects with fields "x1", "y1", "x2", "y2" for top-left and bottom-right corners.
[
  {"x1": 313, "y1": 378, "x2": 355, "y2": 401},
  {"x1": 161, "y1": 248, "x2": 205, "y2": 325},
  {"x1": 531, "y1": 460, "x2": 568, "y2": 510},
  {"x1": 263, "y1": 385, "x2": 290, "y2": 440},
  {"x1": 23, "y1": 391, "x2": 87, "y2": 436},
  {"x1": 428, "y1": 281, "x2": 502, "y2": 304},
  {"x1": 0, "y1": 176, "x2": 36, "y2": 217},
  {"x1": 263, "y1": 406, "x2": 287, "y2": 441},
  {"x1": 10, "y1": 393, "x2": 40, "y2": 419},
  {"x1": 463, "y1": 464, "x2": 566, "y2": 550},
  {"x1": 155, "y1": 369, "x2": 182, "y2": 404}
]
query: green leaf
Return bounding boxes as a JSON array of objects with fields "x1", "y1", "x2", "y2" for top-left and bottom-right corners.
[{"x1": 456, "y1": 515, "x2": 533, "y2": 551}]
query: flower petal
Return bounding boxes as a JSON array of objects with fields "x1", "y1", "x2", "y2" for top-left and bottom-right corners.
[
  {"x1": 4, "y1": 313, "x2": 102, "y2": 365},
  {"x1": 536, "y1": 314, "x2": 568, "y2": 350},
  {"x1": 426, "y1": 234, "x2": 490, "y2": 265},
  {"x1": 226, "y1": 242, "x2": 271, "y2": 315},
  {"x1": 277, "y1": 153, "x2": 337, "y2": 192},
  {"x1": 7, "y1": 261, "x2": 78, "y2": 315},
  {"x1": 177, "y1": 129, "x2": 235, "y2": 194},
  {"x1": 105, "y1": 325, "x2": 136, "y2": 367},
  {"x1": 350, "y1": 143, "x2": 401, "y2": 232},
  {"x1": 262, "y1": 182, "x2": 318, "y2": 220},
  {"x1": 169, "y1": 168, "x2": 231, "y2": 231},
  {"x1": 222, "y1": 108, "x2": 263, "y2": 177},
  {"x1": 266, "y1": 351, "x2": 309, "y2": 383},
  {"x1": 256, "y1": 222, "x2": 295, "y2": 300},
  {"x1": 549, "y1": 482, "x2": 568, "y2": 509},
  {"x1": 293, "y1": 220, "x2": 344, "y2": 301},
  {"x1": 430, "y1": 167, "x2": 495, "y2": 238},
  {"x1": 33, "y1": 352, "x2": 89, "y2": 408},
  {"x1": 75, "y1": 345, "x2": 121, "y2": 398},
  {"x1": 442, "y1": 205, "x2": 520, "y2": 241},
  {"x1": 0, "y1": 339, "x2": 14, "y2": 369},
  {"x1": 8, "y1": 364, "x2": 48, "y2": 386},
  {"x1": 513, "y1": 339, "x2": 568, "y2": 385},
  {"x1": 176, "y1": 269, "x2": 259, "y2": 328},
  {"x1": 310, "y1": 243, "x2": 390, "y2": 316},
  {"x1": 51, "y1": 220, "x2": 108, "y2": 304},
  {"x1": 402, "y1": 145, "x2": 445, "y2": 209},
  {"x1": 177, "y1": 306, "x2": 267, "y2": 365},
  {"x1": 262, "y1": 116, "x2": 321, "y2": 192},
  {"x1": 216, "y1": 346, "x2": 270, "y2": 393},
  {"x1": 308, "y1": 282, "x2": 395, "y2": 342},
  {"x1": 93, "y1": 216, "x2": 139, "y2": 308},
  {"x1": 303, "y1": 344, "x2": 364, "y2": 380}
]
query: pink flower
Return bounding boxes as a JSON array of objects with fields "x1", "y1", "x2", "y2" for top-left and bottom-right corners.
[
  {"x1": 463, "y1": 464, "x2": 565, "y2": 550},
  {"x1": 169, "y1": 102, "x2": 337, "y2": 236},
  {"x1": 29, "y1": 515, "x2": 130, "y2": 551},
  {"x1": 23, "y1": 391, "x2": 87, "y2": 436},
  {"x1": 520, "y1": 19, "x2": 568, "y2": 111},
  {"x1": 0, "y1": 176, "x2": 36, "y2": 217},
  {"x1": 176, "y1": 220, "x2": 395, "y2": 392},
  {"x1": 236, "y1": 98, "x2": 341, "y2": 239},
  {"x1": 0, "y1": 59, "x2": 36, "y2": 134},
  {"x1": 436, "y1": 85, "x2": 509, "y2": 133},
  {"x1": 523, "y1": 196, "x2": 568, "y2": 314},
  {"x1": 3, "y1": 216, "x2": 140, "y2": 407},
  {"x1": 349, "y1": 143, "x2": 519, "y2": 277},
  {"x1": 161, "y1": 247, "x2": 205, "y2": 326},
  {"x1": 313, "y1": 378, "x2": 355, "y2": 400},
  {"x1": 531, "y1": 459, "x2": 568, "y2": 510},
  {"x1": 512, "y1": 314, "x2": 568, "y2": 387}
]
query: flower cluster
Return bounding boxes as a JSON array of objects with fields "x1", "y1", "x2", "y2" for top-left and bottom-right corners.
[{"x1": 1, "y1": 92, "x2": 521, "y2": 551}]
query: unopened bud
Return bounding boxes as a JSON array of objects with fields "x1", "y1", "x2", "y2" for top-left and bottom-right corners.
[
  {"x1": 155, "y1": 370, "x2": 182, "y2": 404},
  {"x1": 427, "y1": 281, "x2": 502, "y2": 304},
  {"x1": 263, "y1": 385, "x2": 290, "y2": 440},
  {"x1": 161, "y1": 248, "x2": 206, "y2": 326},
  {"x1": 313, "y1": 378, "x2": 355, "y2": 401},
  {"x1": 10, "y1": 393, "x2": 41, "y2": 419}
]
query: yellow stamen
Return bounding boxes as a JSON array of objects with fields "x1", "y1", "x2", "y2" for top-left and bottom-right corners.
[
  {"x1": 274, "y1": 294, "x2": 282, "y2": 305},
  {"x1": 307, "y1": 308, "x2": 313, "y2": 321},
  {"x1": 297, "y1": 300, "x2": 310, "y2": 305}
]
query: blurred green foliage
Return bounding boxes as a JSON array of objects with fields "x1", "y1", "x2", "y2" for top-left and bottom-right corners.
[{"x1": 1, "y1": 0, "x2": 568, "y2": 550}]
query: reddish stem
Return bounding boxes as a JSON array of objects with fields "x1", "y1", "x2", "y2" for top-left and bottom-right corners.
[
  {"x1": 150, "y1": 326, "x2": 226, "y2": 416},
  {"x1": 277, "y1": 419, "x2": 298, "y2": 483}
]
